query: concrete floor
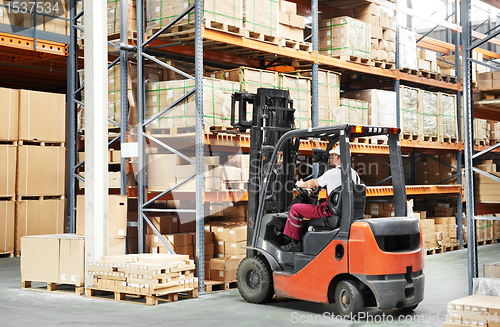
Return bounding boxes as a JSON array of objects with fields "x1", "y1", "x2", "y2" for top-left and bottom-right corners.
[{"x1": 0, "y1": 244, "x2": 499, "y2": 327}]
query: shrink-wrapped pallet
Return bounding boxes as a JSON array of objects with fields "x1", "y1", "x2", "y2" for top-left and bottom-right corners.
[
  {"x1": 400, "y1": 86, "x2": 419, "y2": 136},
  {"x1": 145, "y1": 78, "x2": 240, "y2": 129},
  {"x1": 319, "y1": 16, "x2": 371, "y2": 59},
  {"x1": 344, "y1": 89, "x2": 396, "y2": 127},
  {"x1": 146, "y1": 0, "x2": 243, "y2": 30},
  {"x1": 279, "y1": 74, "x2": 312, "y2": 129},
  {"x1": 474, "y1": 118, "x2": 489, "y2": 143},
  {"x1": 339, "y1": 98, "x2": 369, "y2": 126},
  {"x1": 420, "y1": 90, "x2": 439, "y2": 139},
  {"x1": 438, "y1": 93, "x2": 457, "y2": 141},
  {"x1": 399, "y1": 26, "x2": 417, "y2": 70},
  {"x1": 107, "y1": 0, "x2": 137, "y2": 35},
  {"x1": 243, "y1": 0, "x2": 279, "y2": 36}
]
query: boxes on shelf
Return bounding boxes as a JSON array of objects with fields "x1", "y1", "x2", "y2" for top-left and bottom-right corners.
[
  {"x1": 420, "y1": 218, "x2": 438, "y2": 249},
  {"x1": 146, "y1": 0, "x2": 243, "y2": 30},
  {"x1": 398, "y1": 26, "x2": 417, "y2": 70},
  {"x1": 487, "y1": 120, "x2": 500, "y2": 142},
  {"x1": 419, "y1": 90, "x2": 439, "y2": 139},
  {"x1": 0, "y1": 88, "x2": 19, "y2": 141},
  {"x1": 0, "y1": 145, "x2": 16, "y2": 197},
  {"x1": 76, "y1": 195, "x2": 127, "y2": 237},
  {"x1": 319, "y1": 16, "x2": 371, "y2": 60},
  {"x1": 278, "y1": 0, "x2": 304, "y2": 41},
  {"x1": 439, "y1": 93, "x2": 458, "y2": 142},
  {"x1": 0, "y1": 201, "x2": 14, "y2": 254},
  {"x1": 417, "y1": 49, "x2": 438, "y2": 72},
  {"x1": 243, "y1": 0, "x2": 279, "y2": 37},
  {"x1": 78, "y1": 172, "x2": 121, "y2": 189},
  {"x1": 279, "y1": 73, "x2": 312, "y2": 129},
  {"x1": 475, "y1": 171, "x2": 500, "y2": 204},
  {"x1": 399, "y1": 86, "x2": 420, "y2": 137},
  {"x1": 474, "y1": 118, "x2": 489, "y2": 144},
  {"x1": 21, "y1": 234, "x2": 85, "y2": 284},
  {"x1": 145, "y1": 78, "x2": 239, "y2": 129},
  {"x1": 16, "y1": 146, "x2": 66, "y2": 197},
  {"x1": 107, "y1": 0, "x2": 137, "y2": 35},
  {"x1": 18, "y1": 90, "x2": 66, "y2": 143},
  {"x1": 295, "y1": 70, "x2": 340, "y2": 127},
  {"x1": 338, "y1": 98, "x2": 369, "y2": 126},
  {"x1": 15, "y1": 198, "x2": 66, "y2": 253}
]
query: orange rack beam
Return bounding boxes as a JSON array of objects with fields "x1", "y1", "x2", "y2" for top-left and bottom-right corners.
[{"x1": 0, "y1": 32, "x2": 67, "y2": 56}]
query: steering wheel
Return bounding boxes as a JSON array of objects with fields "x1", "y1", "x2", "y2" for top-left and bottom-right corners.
[{"x1": 295, "y1": 185, "x2": 311, "y2": 198}]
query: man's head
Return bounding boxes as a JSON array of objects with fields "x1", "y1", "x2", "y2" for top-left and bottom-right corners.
[{"x1": 329, "y1": 146, "x2": 341, "y2": 166}]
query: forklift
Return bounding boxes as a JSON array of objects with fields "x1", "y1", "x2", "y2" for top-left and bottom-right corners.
[{"x1": 231, "y1": 88, "x2": 424, "y2": 318}]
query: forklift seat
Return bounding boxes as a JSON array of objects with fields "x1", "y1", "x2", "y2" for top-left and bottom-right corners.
[{"x1": 308, "y1": 184, "x2": 366, "y2": 230}]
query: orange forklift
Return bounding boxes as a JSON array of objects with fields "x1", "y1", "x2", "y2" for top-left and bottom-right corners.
[{"x1": 231, "y1": 89, "x2": 424, "y2": 317}]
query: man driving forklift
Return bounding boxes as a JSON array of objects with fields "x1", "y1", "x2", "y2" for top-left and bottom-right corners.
[{"x1": 282, "y1": 146, "x2": 361, "y2": 252}]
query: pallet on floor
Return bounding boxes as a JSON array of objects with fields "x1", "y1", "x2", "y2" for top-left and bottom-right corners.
[
  {"x1": 425, "y1": 247, "x2": 442, "y2": 255},
  {"x1": 204, "y1": 280, "x2": 238, "y2": 293},
  {"x1": 333, "y1": 55, "x2": 372, "y2": 66},
  {"x1": 440, "y1": 243, "x2": 461, "y2": 252},
  {"x1": 85, "y1": 286, "x2": 198, "y2": 306},
  {"x1": 478, "y1": 239, "x2": 497, "y2": 246},
  {"x1": 22, "y1": 281, "x2": 85, "y2": 295}
]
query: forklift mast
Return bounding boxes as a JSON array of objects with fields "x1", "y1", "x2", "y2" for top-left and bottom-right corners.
[{"x1": 231, "y1": 88, "x2": 296, "y2": 244}]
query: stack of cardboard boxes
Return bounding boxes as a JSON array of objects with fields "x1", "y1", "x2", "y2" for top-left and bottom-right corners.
[
  {"x1": 417, "y1": 49, "x2": 438, "y2": 72},
  {"x1": 475, "y1": 160, "x2": 500, "y2": 204},
  {"x1": 438, "y1": 51, "x2": 486, "y2": 80},
  {"x1": 88, "y1": 254, "x2": 197, "y2": 295},
  {"x1": 278, "y1": 0, "x2": 305, "y2": 41},
  {"x1": 419, "y1": 214, "x2": 439, "y2": 250},
  {"x1": 353, "y1": 4, "x2": 396, "y2": 62},
  {"x1": 433, "y1": 217, "x2": 458, "y2": 247},
  {"x1": 488, "y1": 120, "x2": 500, "y2": 144},
  {"x1": 319, "y1": 16, "x2": 371, "y2": 60},
  {"x1": 478, "y1": 71, "x2": 500, "y2": 90},
  {"x1": 0, "y1": 88, "x2": 67, "y2": 255},
  {"x1": 243, "y1": 0, "x2": 279, "y2": 38},
  {"x1": 107, "y1": 0, "x2": 137, "y2": 36},
  {"x1": 444, "y1": 294, "x2": 500, "y2": 326},
  {"x1": 279, "y1": 73, "x2": 312, "y2": 129},
  {"x1": 416, "y1": 154, "x2": 457, "y2": 185},
  {"x1": 474, "y1": 119, "x2": 490, "y2": 145},
  {"x1": 338, "y1": 98, "x2": 369, "y2": 126},
  {"x1": 344, "y1": 89, "x2": 397, "y2": 129}
]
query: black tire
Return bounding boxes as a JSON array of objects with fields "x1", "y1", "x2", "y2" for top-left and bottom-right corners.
[
  {"x1": 403, "y1": 304, "x2": 419, "y2": 311},
  {"x1": 335, "y1": 280, "x2": 363, "y2": 319},
  {"x1": 237, "y1": 255, "x2": 274, "y2": 304}
]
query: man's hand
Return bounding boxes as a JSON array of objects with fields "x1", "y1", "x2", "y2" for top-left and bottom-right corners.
[{"x1": 296, "y1": 179, "x2": 306, "y2": 188}]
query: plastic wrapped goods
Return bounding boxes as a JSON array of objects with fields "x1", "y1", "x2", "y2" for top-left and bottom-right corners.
[
  {"x1": 145, "y1": 78, "x2": 240, "y2": 129},
  {"x1": 107, "y1": 0, "x2": 136, "y2": 35},
  {"x1": 279, "y1": 74, "x2": 312, "y2": 129},
  {"x1": 319, "y1": 16, "x2": 371, "y2": 59},
  {"x1": 420, "y1": 90, "x2": 438, "y2": 138},
  {"x1": 339, "y1": 98, "x2": 369, "y2": 125},
  {"x1": 400, "y1": 86, "x2": 419, "y2": 136},
  {"x1": 344, "y1": 89, "x2": 396, "y2": 127},
  {"x1": 399, "y1": 26, "x2": 417, "y2": 70},
  {"x1": 243, "y1": 0, "x2": 279, "y2": 36},
  {"x1": 147, "y1": 0, "x2": 243, "y2": 30},
  {"x1": 438, "y1": 93, "x2": 457, "y2": 140}
]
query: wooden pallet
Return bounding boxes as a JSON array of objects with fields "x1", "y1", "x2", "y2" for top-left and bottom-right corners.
[
  {"x1": 246, "y1": 30, "x2": 278, "y2": 44},
  {"x1": 204, "y1": 280, "x2": 238, "y2": 293},
  {"x1": 0, "y1": 196, "x2": 15, "y2": 202},
  {"x1": 418, "y1": 70, "x2": 440, "y2": 80},
  {"x1": 278, "y1": 38, "x2": 312, "y2": 52},
  {"x1": 441, "y1": 74, "x2": 457, "y2": 83},
  {"x1": 478, "y1": 239, "x2": 497, "y2": 246},
  {"x1": 422, "y1": 135, "x2": 439, "y2": 143},
  {"x1": 440, "y1": 243, "x2": 461, "y2": 253},
  {"x1": 0, "y1": 252, "x2": 14, "y2": 258},
  {"x1": 333, "y1": 55, "x2": 372, "y2": 66},
  {"x1": 17, "y1": 140, "x2": 65, "y2": 147},
  {"x1": 475, "y1": 139, "x2": 489, "y2": 146},
  {"x1": 442, "y1": 136, "x2": 459, "y2": 144},
  {"x1": 401, "y1": 67, "x2": 419, "y2": 75},
  {"x1": 22, "y1": 281, "x2": 85, "y2": 295},
  {"x1": 401, "y1": 133, "x2": 419, "y2": 141},
  {"x1": 85, "y1": 286, "x2": 198, "y2": 306},
  {"x1": 17, "y1": 195, "x2": 65, "y2": 201},
  {"x1": 370, "y1": 137, "x2": 388, "y2": 145},
  {"x1": 0, "y1": 140, "x2": 18, "y2": 146},
  {"x1": 350, "y1": 137, "x2": 370, "y2": 144},
  {"x1": 425, "y1": 247, "x2": 442, "y2": 255},
  {"x1": 208, "y1": 126, "x2": 239, "y2": 133},
  {"x1": 373, "y1": 60, "x2": 395, "y2": 70}
]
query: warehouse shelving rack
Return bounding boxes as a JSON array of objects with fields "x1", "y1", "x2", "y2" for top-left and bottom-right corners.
[{"x1": 59, "y1": 0, "x2": 500, "y2": 294}]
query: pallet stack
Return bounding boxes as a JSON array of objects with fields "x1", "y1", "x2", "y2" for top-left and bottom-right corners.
[
  {"x1": 417, "y1": 49, "x2": 439, "y2": 73},
  {"x1": 15, "y1": 89, "x2": 67, "y2": 255},
  {"x1": 475, "y1": 160, "x2": 500, "y2": 204},
  {"x1": 419, "y1": 90, "x2": 439, "y2": 142},
  {"x1": 87, "y1": 253, "x2": 198, "y2": 305},
  {"x1": 278, "y1": 0, "x2": 305, "y2": 42},
  {"x1": 399, "y1": 26, "x2": 418, "y2": 71},
  {"x1": 107, "y1": 0, "x2": 137, "y2": 37},
  {"x1": 488, "y1": 120, "x2": 500, "y2": 144},
  {"x1": 243, "y1": 0, "x2": 279, "y2": 40},
  {"x1": 439, "y1": 93, "x2": 458, "y2": 143},
  {"x1": 416, "y1": 154, "x2": 457, "y2": 185},
  {"x1": 444, "y1": 294, "x2": 500, "y2": 326},
  {"x1": 344, "y1": 89, "x2": 397, "y2": 132},
  {"x1": 338, "y1": 98, "x2": 369, "y2": 126},
  {"x1": 279, "y1": 73, "x2": 312, "y2": 129},
  {"x1": 474, "y1": 118, "x2": 490, "y2": 146},
  {"x1": 400, "y1": 85, "x2": 420, "y2": 140}
]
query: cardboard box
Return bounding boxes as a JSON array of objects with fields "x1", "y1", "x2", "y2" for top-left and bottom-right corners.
[
  {"x1": 166, "y1": 233, "x2": 194, "y2": 247},
  {"x1": 354, "y1": 3, "x2": 380, "y2": 17},
  {"x1": 0, "y1": 88, "x2": 19, "y2": 141},
  {"x1": 0, "y1": 145, "x2": 16, "y2": 197},
  {"x1": 21, "y1": 234, "x2": 84, "y2": 284},
  {"x1": 418, "y1": 59, "x2": 431, "y2": 71},
  {"x1": 18, "y1": 90, "x2": 66, "y2": 143},
  {"x1": 484, "y1": 263, "x2": 500, "y2": 278},
  {"x1": 76, "y1": 195, "x2": 127, "y2": 237},
  {"x1": 16, "y1": 199, "x2": 66, "y2": 252},
  {"x1": 146, "y1": 216, "x2": 179, "y2": 234},
  {"x1": 209, "y1": 257, "x2": 241, "y2": 281},
  {"x1": 108, "y1": 236, "x2": 126, "y2": 256},
  {"x1": 224, "y1": 241, "x2": 246, "y2": 255},
  {"x1": 0, "y1": 201, "x2": 14, "y2": 253},
  {"x1": 435, "y1": 207, "x2": 454, "y2": 217},
  {"x1": 279, "y1": 0, "x2": 296, "y2": 14},
  {"x1": 17, "y1": 146, "x2": 66, "y2": 196},
  {"x1": 226, "y1": 225, "x2": 247, "y2": 242}
]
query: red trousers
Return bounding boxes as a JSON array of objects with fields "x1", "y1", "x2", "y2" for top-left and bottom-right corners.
[{"x1": 284, "y1": 202, "x2": 329, "y2": 240}]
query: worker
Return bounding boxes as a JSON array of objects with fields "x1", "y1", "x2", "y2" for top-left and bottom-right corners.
[{"x1": 281, "y1": 145, "x2": 360, "y2": 252}]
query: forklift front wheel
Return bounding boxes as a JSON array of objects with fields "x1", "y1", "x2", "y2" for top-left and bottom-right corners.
[
  {"x1": 335, "y1": 280, "x2": 363, "y2": 319},
  {"x1": 237, "y1": 256, "x2": 274, "y2": 304}
]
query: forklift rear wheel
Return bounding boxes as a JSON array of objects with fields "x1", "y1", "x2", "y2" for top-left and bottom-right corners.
[
  {"x1": 237, "y1": 256, "x2": 274, "y2": 304},
  {"x1": 403, "y1": 304, "x2": 418, "y2": 311},
  {"x1": 335, "y1": 280, "x2": 363, "y2": 318}
]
